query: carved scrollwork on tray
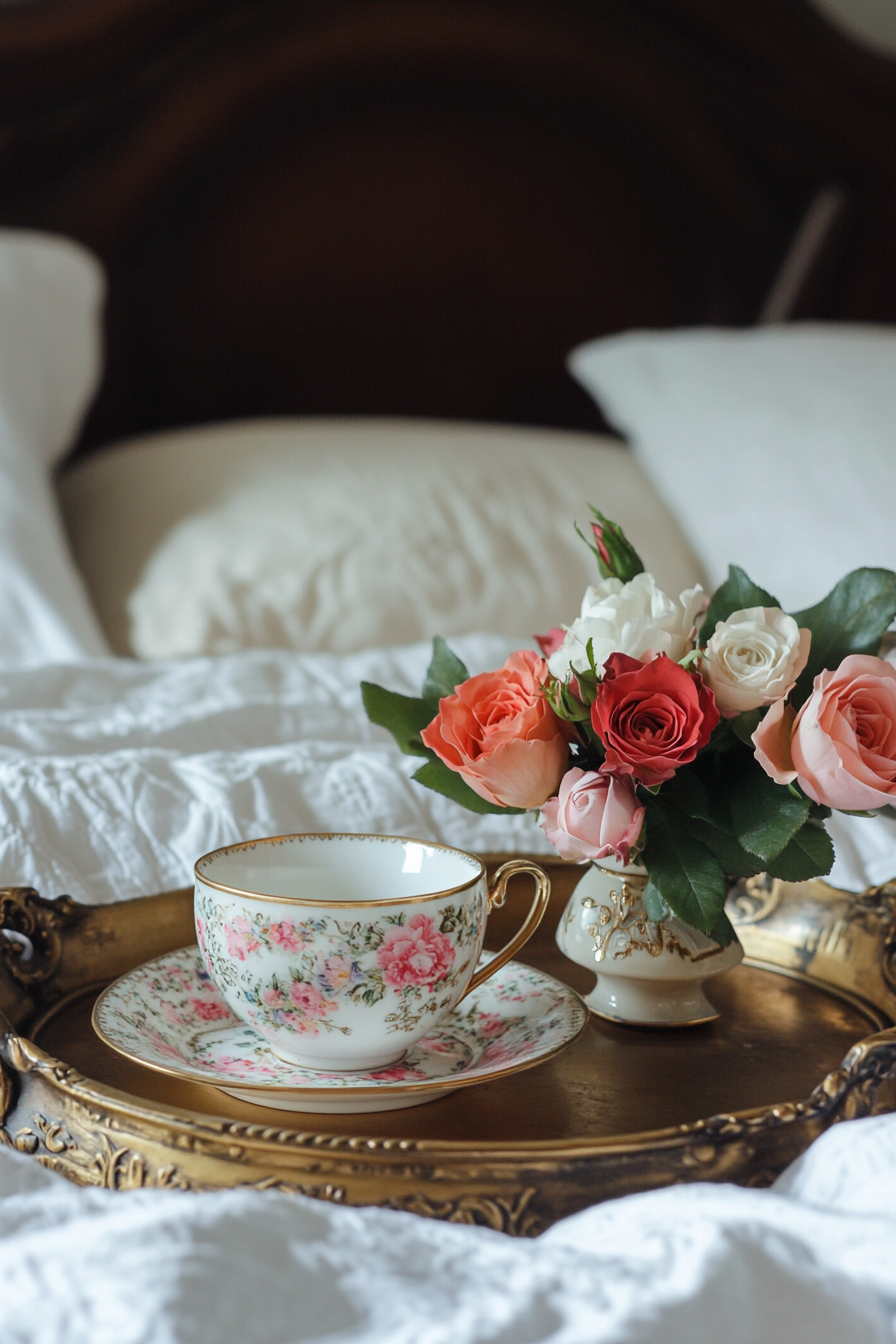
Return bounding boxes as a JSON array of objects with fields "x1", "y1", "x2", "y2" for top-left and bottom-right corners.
[
  {"x1": 851, "y1": 881, "x2": 896, "y2": 996},
  {"x1": 0, "y1": 887, "x2": 79, "y2": 988},
  {"x1": 677, "y1": 1025, "x2": 896, "y2": 1172},
  {"x1": 727, "y1": 874, "x2": 783, "y2": 927},
  {"x1": 384, "y1": 1187, "x2": 541, "y2": 1236}
]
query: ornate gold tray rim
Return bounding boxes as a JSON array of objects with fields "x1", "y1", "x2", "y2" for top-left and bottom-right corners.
[{"x1": 2, "y1": 860, "x2": 896, "y2": 1235}]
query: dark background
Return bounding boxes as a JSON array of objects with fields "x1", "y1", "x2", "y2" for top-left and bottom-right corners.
[{"x1": 1, "y1": 0, "x2": 895, "y2": 454}]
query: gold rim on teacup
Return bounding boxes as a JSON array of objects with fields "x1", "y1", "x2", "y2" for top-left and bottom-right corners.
[{"x1": 194, "y1": 831, "x2": 486, "y2": 907}]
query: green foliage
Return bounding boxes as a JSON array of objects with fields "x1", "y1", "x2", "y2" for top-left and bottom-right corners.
[
  {"x1": 764, "y1": 821, "x2": 835, "y2": 880},
  {"x1": 411, "y1": 760, "x2": 522, "y2": 815},
  {"x1": 422, "y1": 637, "x2": 469, "y2": 703},
  {"x1": 699, "y1": 566, "x2": 778, "y2": 645},
  {"x1": 640, "y1": 799, "x2": 728, "y2": 938},
  {"x1": 790, "y1": 568, "x2": 896, "y2": 705},
  {"x1": 729, "y1": 763, "x2": 811, "y2": 863},
  {"x1": 360, "y1": 682, "x2": 435, "y2": 756}
]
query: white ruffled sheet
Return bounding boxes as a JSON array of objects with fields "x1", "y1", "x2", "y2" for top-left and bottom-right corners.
[
  {"x1": 2, "y1": 1114, "x2": 896, "y2": 1343},
  {"x1": 0, "y1": 635, "x2": 550, "y2": 905},
  {"x1": 3, "y1": 635, "x2": 896, "y2": 1342}
]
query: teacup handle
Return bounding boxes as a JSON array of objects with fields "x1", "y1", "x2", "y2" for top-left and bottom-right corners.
[{"x1": 459, "y1": 860, "x2": 551, "y2": 1001}]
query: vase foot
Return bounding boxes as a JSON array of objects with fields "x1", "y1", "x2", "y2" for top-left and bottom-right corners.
[{"x1": 583, "y1": 977, "x2": 723, "y2": 1027}]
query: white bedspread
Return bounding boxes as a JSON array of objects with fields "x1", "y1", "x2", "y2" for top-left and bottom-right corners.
[
  {"x1": 0, "y1": 635, "x2": 549, "y2": 904},
  {"x1": 2, "y1": 1114, "x2": 895, "y2": 1343},
  {"x1": 3, "y1": 636, "x2": 896, "y2": 1342}
]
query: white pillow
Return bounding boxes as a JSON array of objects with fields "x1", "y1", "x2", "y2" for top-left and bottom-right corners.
[
  {"x1": 0, "y1": 230, "x2": 109, "y2": 666},
  {"x1": 568, "y1": 324, "x2": 896, "y2": 612},
  {"x1": 57, "y1": 418, "x2": 706, "y2": 658}
]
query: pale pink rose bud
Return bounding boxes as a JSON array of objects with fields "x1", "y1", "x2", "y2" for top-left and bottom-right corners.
[{"x1": 539, "y1": 767, "x2": 645, "y2": 864}]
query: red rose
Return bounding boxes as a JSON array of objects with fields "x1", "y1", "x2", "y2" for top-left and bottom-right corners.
[{"x1": 592, "y1": 652, "x2": 719, "y2": 786}]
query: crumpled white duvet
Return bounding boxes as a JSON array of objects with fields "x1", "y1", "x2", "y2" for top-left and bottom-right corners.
[
  {"x1": 1, "y1": 1113, "x2": 895, "y2": 1344},
  {"x1": 3, "y1": 636, "x2": 896, "y2": 1343},
  {"x1": 0, "y1": 635, "x2": 548, "y2": 903}
]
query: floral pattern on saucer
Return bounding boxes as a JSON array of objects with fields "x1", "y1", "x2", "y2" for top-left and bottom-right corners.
[{"x1": 92, "y1": 948, "x2": 588, "y2": 1094}]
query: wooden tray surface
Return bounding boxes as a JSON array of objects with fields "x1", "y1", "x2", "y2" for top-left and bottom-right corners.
[{"x1": 2, "y1": 859, "x2": 896, "y2": 1235}]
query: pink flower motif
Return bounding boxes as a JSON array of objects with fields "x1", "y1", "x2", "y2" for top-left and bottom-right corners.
[
  {"x1": 196, "y1": 915, "x2": 207, "y2": 955},
  {"x1": 478, "y1": 1040, "x2": 517, "y2": 1066},
  {"x1": 263, "y1": 985, "x2": 287, "y2": 1009},
  {"x1": 149, "y1": 1030, "x2": 187, "y2": 1063},
  {"x1": 376, "y1": 914, "x2": 456, "y2": 990},
  {"x1": 224, "y1": 915, "x2": 260, "y2": 960},
  {"x1": 268, "y1": 919, "x2": 309, "y2": 954},
  {"x1": 191, "y1": 997, "x2": 230, "y2": 1022},
  {"x1": 212, "y1": 1055, "x2": 258, "y2": 1075},
  {"x1": 476, "y1": 1012, "x2": 507, "y2": 1039},
  {"x1": 289, "y1": 980, "x2": 336, "y2": 1020},
  {"x1": 368, "y1": 1065, "x2": 427, "y2": 1081}
]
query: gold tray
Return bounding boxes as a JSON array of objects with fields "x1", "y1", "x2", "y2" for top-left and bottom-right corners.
[{"x1": 2, "y1": 858, "x2": 896, "y2": 1236}]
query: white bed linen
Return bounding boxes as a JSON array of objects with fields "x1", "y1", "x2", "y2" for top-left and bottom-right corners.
[
  {"x1": 2, "y1": 1113, "x2": 895, "y2": 1343},
  {"x1": 0, "y1": 636, "x2": 552, "y2": 904}
]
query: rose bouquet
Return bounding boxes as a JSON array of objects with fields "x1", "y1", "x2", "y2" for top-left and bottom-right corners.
[{"x1": 362, "y1": 511, "x2": 896, "y2": 944}]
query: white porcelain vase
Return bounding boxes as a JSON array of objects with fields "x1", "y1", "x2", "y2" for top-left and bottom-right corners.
[{"x1": 555, "y1": 862, "x2": 743, "y2": 1026}]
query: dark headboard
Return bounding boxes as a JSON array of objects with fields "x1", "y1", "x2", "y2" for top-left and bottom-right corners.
[{"x1": 2, "y1": 0, "x2": 895, "y2": 454}]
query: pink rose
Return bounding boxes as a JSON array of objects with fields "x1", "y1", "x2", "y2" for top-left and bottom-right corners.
[
  {"x1": 753, "y1": 654, "x2": 896, "y2": 810},
  {"x1": 376, "y1": 913, "x2": 456, "y2": 989},
  {"x1": 539, "y1": 767, "x2": 645, "y2": 863},
  {"x1": 191, "y1": 998, "x2": 230, "y2": 1022},
  {"x1": 268, "y1": 919, "x2": 307, "y2": 954},
  {"x1": 420, "y1": 649, "x2": 570, "y2": 809},
  {"x1": 289, "y1": 981, "x2": 336, "y2": 1019}
]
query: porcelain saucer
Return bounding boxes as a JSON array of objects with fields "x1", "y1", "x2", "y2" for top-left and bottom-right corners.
[{"x1": 92, "y1": 947, "x2": 588, "y2": 1113}]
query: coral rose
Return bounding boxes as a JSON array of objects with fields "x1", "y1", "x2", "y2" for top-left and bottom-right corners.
[
  {"x1": 540, "y1": 767, "x2": 645, "y2": 863},
  {"x1": 752, "y1": 654, "x2": 896, "y2": 810},
  {"x1": 420, "y1": 649, "x2": 569, "y2": 808},
  {"x1": 592, "y1": 652, "x2": 719, "y2": 786}
]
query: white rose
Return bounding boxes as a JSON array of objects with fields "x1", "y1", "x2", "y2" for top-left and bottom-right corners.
[
  {"x1": 702, "y1": 606, "x2": 811, "y2": 717},
  {"x1": 547, "y1": 572, "x2": 706, "y2": 680}
]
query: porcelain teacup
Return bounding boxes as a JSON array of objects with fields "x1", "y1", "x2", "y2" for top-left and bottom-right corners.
[{"x1": 194, "y1": 833, "x2": 550, "y2": 1071}]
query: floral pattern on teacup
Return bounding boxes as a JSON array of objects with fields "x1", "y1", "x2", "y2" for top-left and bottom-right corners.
[
  {"x1": 94, "y1": 947, "x2": 587, "y2": 1092},
  {"x1": 196, "y1": 894, "x2": 482, "y2": 1038}
]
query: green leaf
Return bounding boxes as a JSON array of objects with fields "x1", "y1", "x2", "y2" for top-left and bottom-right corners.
[
  {"x1": 411, "y1": 759, "x2": 523, "y2": 815},
  {"x1": 642, "y1": 879, "x2": 670, "y2": 923},
  {"x1": 640, "y1": 801, "x2": 728, "y2": 935},
  {"x1": 699, "y1": 566, "x2": 779, "y2": 645},
  {"x1": 709, "y1": 909, "x2": 737, "y2": 948},
  {"x1": 729, "y1": 765, "x2": 810, "y2": 862},
  {"x1": 684, "y1": 816, "x2": 765, "y2": 880},
  {"x1": 732, "y1": 709, "x2": 762, "y2": 746},
  {"x1": 360, "y1": 682, "x2": 435, "y2": 756},
  {"x1": 662, "y1": 771, "x2": 720, "y2": 827},
  {"x1": 790, "y1": 568, "x2": 896, "y2": 704},
  {"x1": 421, "y1": 637, "x2": 469, "y2": 705},
  {"x1": 764, "y1": 821, "x2": 835, "y2": 881}
]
